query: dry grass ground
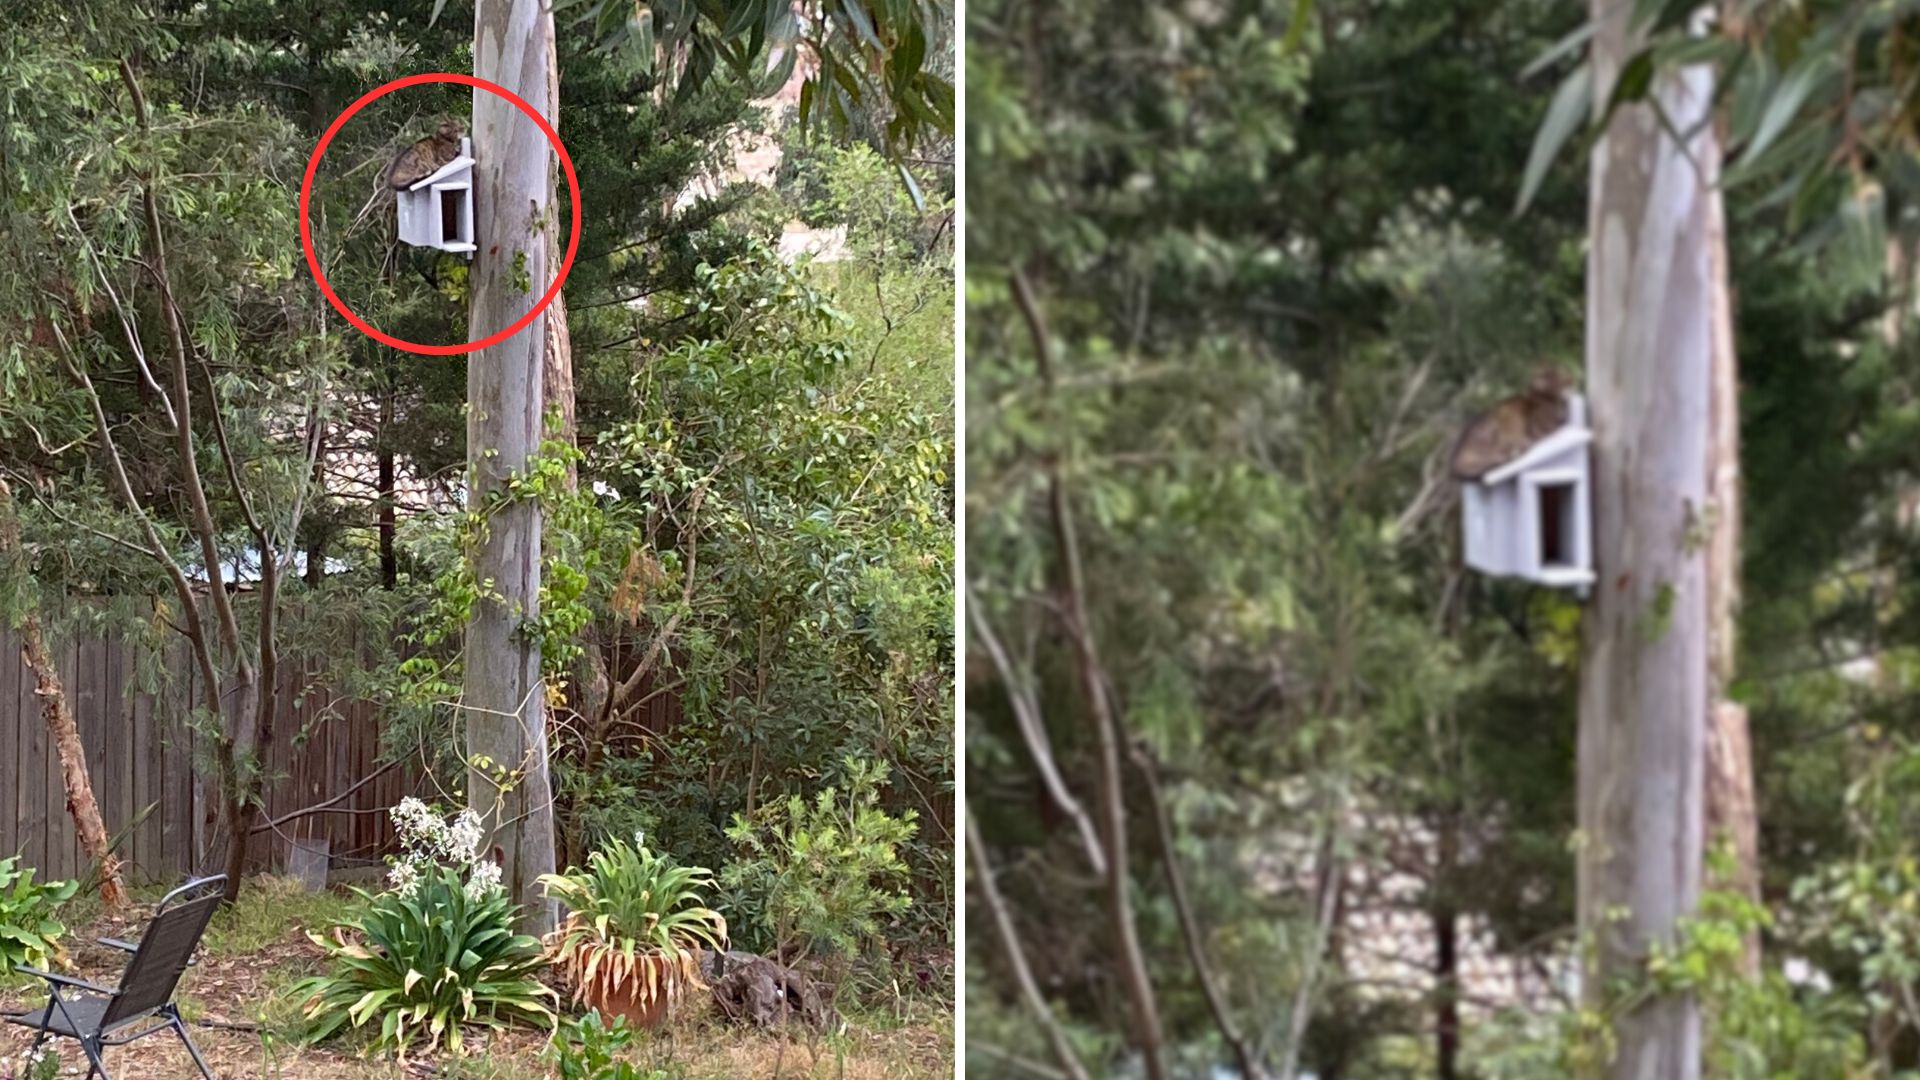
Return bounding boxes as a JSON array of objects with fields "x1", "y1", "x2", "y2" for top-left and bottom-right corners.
[{"x1": 0, "y1": 878, "x2": 951, "y2": 1080}]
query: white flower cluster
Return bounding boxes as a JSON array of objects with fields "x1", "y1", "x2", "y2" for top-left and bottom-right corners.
[
  {"x1": 467, "y1": 859, "x2": 502, "y2": 898},
  {"x1": 386, "y1": 797, "x2": 504, "y2": 902}
]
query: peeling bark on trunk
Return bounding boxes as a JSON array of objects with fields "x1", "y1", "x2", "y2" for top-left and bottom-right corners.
[
  {"x1": 469, "y1": 0, "x2": 559, "y2": 935},
  {"x1": 1577, "y1": 4, "x2": 1727, "y2": 1075},
  {"x1": 21, "y1": 617, "x2": 127, "y2": 907},
  {"x1": 539, "y1": 20, "x2": 602, "y2": 874},
  {"x1": 1703, "y1": 116, "x2": 1757, "y2": 974},
  {"x1": 0, "y1": 480, "x2": 128, "y2": 908}
]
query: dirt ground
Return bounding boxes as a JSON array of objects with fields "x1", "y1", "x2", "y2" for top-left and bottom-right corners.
[{"x1": 0, "y1": 879, "x2": 951, "y2": 1080}]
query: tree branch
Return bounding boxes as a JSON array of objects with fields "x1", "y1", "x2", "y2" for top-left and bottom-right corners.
[
  {"x1": 1133, "y1": 743, "x2": 1264, "y2": 1079},
  {"x1": 53, "y1": 325, "x2": 221, "y2": 716},
  {"x1": 119, "y1": 56, "x2": 245, "y2": 668},
  {"x1": 250, "y1": 760, "x2": 402, "y2": 834},
  {"x1": 1013, "y1": 264, "x2": 1169, "y2": 1080},
  {"x1": 1278, "y1": 824, "x2": 1344, "y2": 1080},
  {"x1": 966, "y1": 578, "x2": 1106, "y2": 877},
  {"x1": 967, "y1": 811, "x2": 1094, "y2": 1080}
]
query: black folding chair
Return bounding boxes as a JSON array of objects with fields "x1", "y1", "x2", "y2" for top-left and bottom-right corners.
[{"x1": 4, "y1": 875, "x2": 224, "y2": 1079}]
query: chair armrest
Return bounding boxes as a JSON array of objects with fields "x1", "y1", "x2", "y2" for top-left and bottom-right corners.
[
  {"x1": 14, "y1": 966, "x2": 117, "y2": 996},
  {"x1": 95, "y1": 936, "x2": 194, "y2": 966}
]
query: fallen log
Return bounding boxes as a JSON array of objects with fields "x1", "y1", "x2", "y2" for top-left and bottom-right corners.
[{"x1": 700, "y1": 949, "x2": 836, "y2": 1032}]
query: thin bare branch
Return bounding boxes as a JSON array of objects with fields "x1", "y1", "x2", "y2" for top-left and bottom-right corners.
[
  {"x1": 1134, "y1": 743, "x2": 1265, "y2": 1079},
  {"x1": 61, "y1": 205, "x2": 177, "y2": 430},
  {"x1": 1278, "y1": 824, "x2": 1345, "y2": 1080},
  {"x1": 967, "y1": 810, "x2": 1095, "y2": 1080},
  {"x1": 966, "y1": 578, "x2": 1106, "y2": 877},
  {"x1": 1013, "y1": 264, "x2": 1169, "y2": 1080},
  {"x1": 119, "y1": 56, "x2": 244, "y2": 667},
  {"x1": 53, "y1": 325, "x2": 221, "y2": 714},
  {"x1": 251, "y1": 760, "x2": 402, "y2": 834}
]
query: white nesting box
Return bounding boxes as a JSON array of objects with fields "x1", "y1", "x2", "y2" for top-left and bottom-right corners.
[
  {"x1": 396, "y1": 137, "x2": 476, "y2": 256},
  {"x1": 1461, "y1": 392, "x2": 1595, "y2": 593}
]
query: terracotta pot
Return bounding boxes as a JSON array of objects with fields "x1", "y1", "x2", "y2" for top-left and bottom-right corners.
[{"x1": 574, "y1": 958, "x2": 673, "y2": 1029}]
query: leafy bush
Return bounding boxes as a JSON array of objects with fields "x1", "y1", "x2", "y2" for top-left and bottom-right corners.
[
  {"x1": 547, "y1": 1009, "x2": 674, "y2": 1080},
  {"x1": 1468, "y1": 883, "x2": 1870, "y2": 1079},
  {"x1": 291, "y1": 800, "x2": 554, "y2": 1054},
  {"x1": 0, "y1": 857, "x2": 76, "y2": 973},
  {"x1": 540, "y1": 834, "x2": 727, "y2": 1018},
  {"x1": 723, "y1": 756, "x2": 915, "y2": 961},
  {"x1": 293, "y1": 863, "x2": 554, "y2": 1054},
  {"x1": 535, "y1": 240, "x2": 954, "y2": 940}
]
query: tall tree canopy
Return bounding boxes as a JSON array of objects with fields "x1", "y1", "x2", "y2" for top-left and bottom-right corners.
[{"x1": 966, "y1": 0, "x2": 1920, "y2": 1074}]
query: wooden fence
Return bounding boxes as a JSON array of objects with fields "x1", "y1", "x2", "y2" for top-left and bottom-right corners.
[{"x1": 0, "y1": 598, "x2": 418, "y2": 884}]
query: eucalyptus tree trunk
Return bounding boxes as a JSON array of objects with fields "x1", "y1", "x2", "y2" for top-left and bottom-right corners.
[
  {"x1": 1577, "y1": 2, "x2": 1732, "y2": 1075},
  {"x1": 468, "y1": 0, "x2": 558, "y2": 934},
  {"x1": 1574, "y1": 2, "x2": 1743, "y2": 1068}
]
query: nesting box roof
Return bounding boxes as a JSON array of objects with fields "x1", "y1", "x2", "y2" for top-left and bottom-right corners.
[
  {"x1": 1479, "y1": 393, "x2": 1591, "y2": 486},
  {"x1": 407, "y1": 138, "x2": 473, "y2": 191}
]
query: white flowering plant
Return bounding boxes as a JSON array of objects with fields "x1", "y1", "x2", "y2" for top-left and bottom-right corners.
[
  {"x1": 291, "y1": 799, "x2": 554, "y2": 1055},
  {"x1": 385, "y1": 798, "x2": 499, "y2": 901}
]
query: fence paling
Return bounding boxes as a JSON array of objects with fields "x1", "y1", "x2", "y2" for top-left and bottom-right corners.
[{"x1": 0, "y1": 617, "x2": 403, "y2": 882}]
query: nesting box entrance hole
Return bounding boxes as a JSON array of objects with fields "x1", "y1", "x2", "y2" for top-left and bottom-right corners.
[
  {"x1": 1539, "y1": 481, "x2": 1575, "y2": 569},
  {"x1": 440, "y1": 189, "x2": 462, "y2": 242}
]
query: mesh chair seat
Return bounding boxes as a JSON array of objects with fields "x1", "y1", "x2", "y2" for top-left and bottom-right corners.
[{"x1": 6, "y1": 994, "x2": 112, "y2": 1038}]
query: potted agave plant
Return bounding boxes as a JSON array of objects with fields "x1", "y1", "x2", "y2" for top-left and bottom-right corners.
[{"x1": 539, "y1": 833, "x2": 728, "y2": 1028}]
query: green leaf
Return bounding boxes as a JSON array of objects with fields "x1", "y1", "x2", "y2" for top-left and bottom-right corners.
[
  {"x1": 897, "y1": 161, "x2": 925, "y2": 212},
  {"x1": 596, "y1": 0, "x2": 628, "y2": 43},
  {"x1": 1281, "y1": 0, "x2": 1314, "y2": 56},
  {"x1": 1603, "y1": 47, "x2": 1657, "y2": 112},
  {"x1": 631, "y1": 7, "x2": 656, "y2": 77},
  {"x1": 1736, "y1": 55, "x2": 1830, "y2": 172},
  {"x1": 1524, "y1": 21, "x2": 1595, "y2": 80},
  {"x1": 1517, "y1": 60, "x2": 1593, "y2": 215}
]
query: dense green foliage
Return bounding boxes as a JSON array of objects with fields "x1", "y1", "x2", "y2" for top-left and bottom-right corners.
[
  {"x1": 723, "y1": 756, "x2": 918, "y2": 964},
  {"x1": 0, "y1": 858, "x2": 76, "y2": 974},
  {"x1": 0, "y1": 0, "x2": 952, "y2": 995},
  {"x1": 966, "y1": 0, "x2": 1920, "y2": 1076}
]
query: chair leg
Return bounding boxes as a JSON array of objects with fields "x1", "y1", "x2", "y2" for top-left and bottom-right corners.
[
  {"x1": 77, "y1": 1036, "x2": 111, "y2": 1080},
  {"x1": 173, "y1": 1017, "x2": 215, "y2": 1079},
  {"x1": 29, "y1": 991, "x2": 53, "y2": 1053}
]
